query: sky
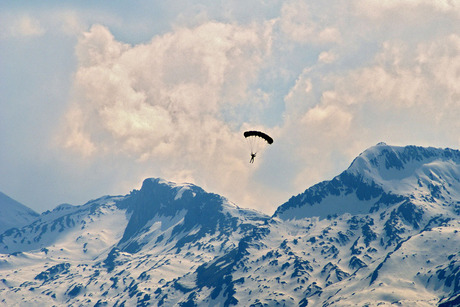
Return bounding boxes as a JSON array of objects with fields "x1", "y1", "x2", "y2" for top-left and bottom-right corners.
[{"x1": 1, "y1": 1, "x2": 459, "y2": 215}]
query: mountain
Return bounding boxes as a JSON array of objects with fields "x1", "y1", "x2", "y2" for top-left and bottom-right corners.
[
  {"x1": 275, "y1": 143, "x2": 460, "y2": 221},
  {"x1": 0, "y1": 191, "x2": 39, "y2": 234},
  {"x1": 0, "y1": 144, "x2": 459, "y2": 306},
  {"x1": 0, "y1": 178, "x2": 268, "y2": 306},
  {"x1": 0, "y1": 195, "x2": 126, "y2": 256}
]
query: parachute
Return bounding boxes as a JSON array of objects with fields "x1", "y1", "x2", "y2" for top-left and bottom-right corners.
[
  {"x1": 243, "y1": 131, "x2": 274, "y2": 144},
  {"x1": 243, "y1": 130, "x2": 273, "y2": 163}
]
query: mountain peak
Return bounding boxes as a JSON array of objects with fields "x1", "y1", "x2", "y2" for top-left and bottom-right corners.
[
  {"x1": 274, "y1": 144, "x2": 460, "y2": 220},
  {"x1": 140, "y1": 177, "x2": 202, "y2": 201},
  {"x1": 142, "y1": 177, "x2": 190, "y2": 188},
  {"x1": 117, "y1": 178, "x2": 267, "y2": 253},
  {"x1": 348, "y1": 144, "x2": 460, "y2": 175},
  {"x1": 0, "y1": 191, "x2": 39, "y2": 234}
]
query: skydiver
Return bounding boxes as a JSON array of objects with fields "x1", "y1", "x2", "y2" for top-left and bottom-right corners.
[{"x1": 250, "y1": 152, "x2": 256, "y2": 163}]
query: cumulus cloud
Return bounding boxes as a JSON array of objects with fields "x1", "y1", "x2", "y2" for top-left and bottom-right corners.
[{"x1": 60, "y1": 22, "x2": 273, "y2": 210}]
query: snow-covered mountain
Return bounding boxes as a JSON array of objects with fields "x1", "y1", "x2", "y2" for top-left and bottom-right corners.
[
  {"x1": 0, "y1": 191, "x2": 38, "y2": 234},
  {"x1": 0, "y1": 178, "x2": 268, "y2": 306},
  {"x1": 0, "y1": 144, "x2": 459, "y2": 306},
  {"x1": 275, "y1": 143, "x2": 460, "y2": 221}
]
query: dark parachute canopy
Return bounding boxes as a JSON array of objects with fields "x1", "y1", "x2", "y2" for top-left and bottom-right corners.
[{"x1": 243, "y1": 130, "x2": 274, "y2": 144}]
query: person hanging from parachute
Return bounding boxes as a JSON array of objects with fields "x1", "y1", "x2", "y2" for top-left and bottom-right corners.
[
  {"x1": 243, "y1": 130, "x2": 273, "y2": 163},
  {"x1": 250, "y1": 152, "x2": 256, "y2": 163}
]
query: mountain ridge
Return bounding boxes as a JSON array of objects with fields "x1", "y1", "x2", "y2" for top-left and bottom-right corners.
[{"x1": 0, "y1": 143, "x2": 459, "y2": 306}]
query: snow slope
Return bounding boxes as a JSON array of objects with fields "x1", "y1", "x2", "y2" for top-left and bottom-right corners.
[{"x1": 0, "y1": 144, "x2": 459, "y2": 306}]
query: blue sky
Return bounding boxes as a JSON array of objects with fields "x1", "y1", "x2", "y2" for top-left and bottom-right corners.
[{"x1": 1, "y1": 1, "x2": 459, "y2": 214}]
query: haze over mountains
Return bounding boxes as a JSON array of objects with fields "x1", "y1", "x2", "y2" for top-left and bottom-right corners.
[{"x1": 0, "y1": 143, "x2": 459, "y2": 306}]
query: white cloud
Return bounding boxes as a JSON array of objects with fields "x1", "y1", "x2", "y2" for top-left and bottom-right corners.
[
  {"x1": 18, "y1": 16, "x2": 45, "y2": 36},
  {"x1": 279, "y1": 0, "x2": 341, "y2": 44},
  {"x1": 55, "y1": 11, "x2": 86, "y2": 36},
  {"x1": 318, "y1": 51, "x2": 337, "y2": 64},
  {"x1": 61, "y1": 108, "x2": 96, "y2": 157},
  {"x1": 0, "y1": 10, "x2": 93, "y2": 41},
  {"x1": 354, "y1": 0, "x2": 460, "y2": 18},
  {"x1": 1, "y1": 15, "x2": 45, "y2": 38},
  {"x1": 329, "y1": 35, "x2": 460, "y2": 111}
]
